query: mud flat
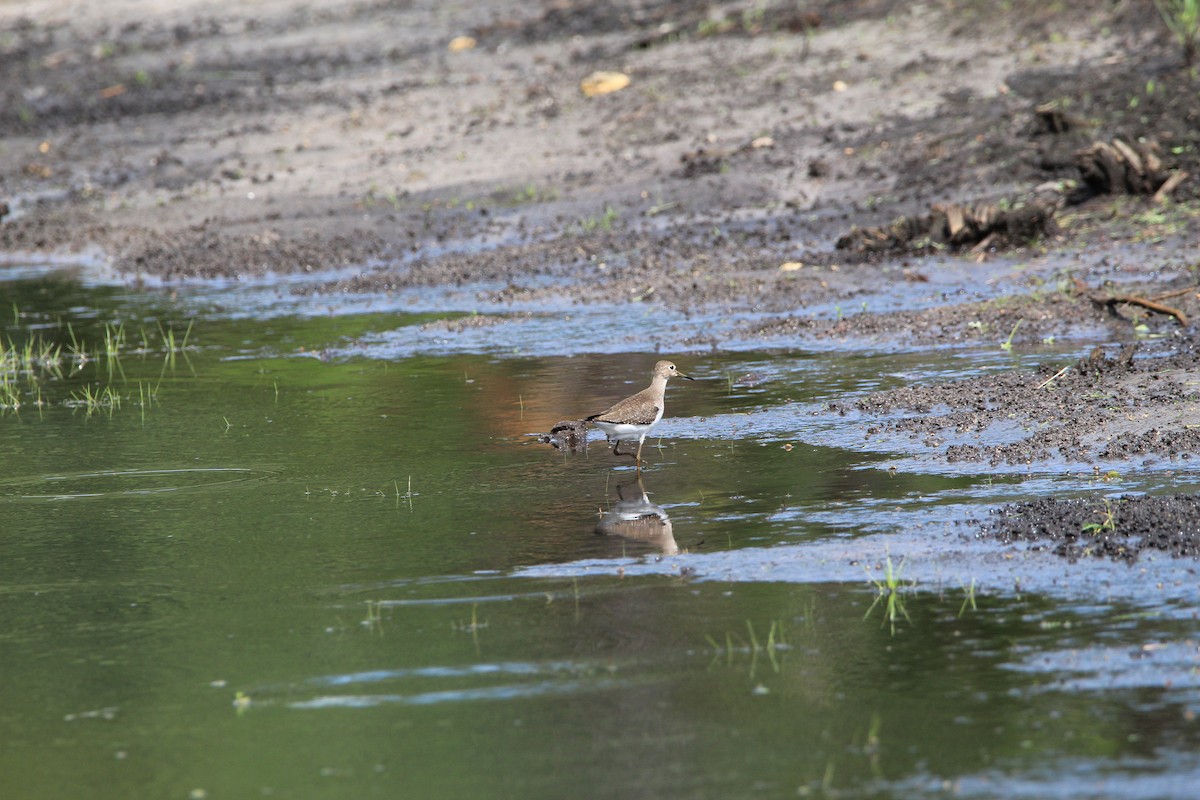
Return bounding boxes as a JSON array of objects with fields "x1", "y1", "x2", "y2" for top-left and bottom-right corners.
[{"x1": 4, "y1": 1, "x2": 1200, "y2": 553}]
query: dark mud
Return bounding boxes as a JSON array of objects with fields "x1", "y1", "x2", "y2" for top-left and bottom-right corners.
[
  {"x1": 5, "y1": 0, "x2": 1200, "y2": 556},
  {"x1": 839, "y1": 335, "x2": 1200, "y2": 466},
  {"x1": 5, "y1": 1, "x2": 1198, "y2": 292},
  {"x1": 988, "y1": 494, "x2": 1200, "y2": 562}
]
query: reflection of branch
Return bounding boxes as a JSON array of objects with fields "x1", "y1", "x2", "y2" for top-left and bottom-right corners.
[{"x1": 1072, "y1": 277, "x2": 1190, "y2": 327}]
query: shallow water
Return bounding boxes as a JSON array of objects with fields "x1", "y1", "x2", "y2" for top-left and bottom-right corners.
[{"x1": 1, "y1": 264, "x2": 1198, "y2": 799}]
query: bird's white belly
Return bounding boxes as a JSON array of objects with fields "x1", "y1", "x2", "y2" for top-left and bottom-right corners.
[{"x1": 593, "y1": 419, "x2": 658, "y2": 442}]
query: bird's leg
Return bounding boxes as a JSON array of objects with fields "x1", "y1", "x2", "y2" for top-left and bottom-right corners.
[
  {"x1": 611, "y1": 439, "x2": 625, "y2": 456},
  {"x1": 634, "y1": 438, "x2": 645, "y2": 471}
]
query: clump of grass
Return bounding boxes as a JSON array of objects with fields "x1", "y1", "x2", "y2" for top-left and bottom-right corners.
[
  {"x1": 361, "y1": 184, "x2": 403, "y2": 210},
  {"x1": 865, "y1": 553, "x2": 912, "y2": 634},
  {"x1": 0, "y1": 373, "x2": 21, "y2": 411},
  {"x1": 1000, "y1": 319, "x2": 1023, "y2": 351},
  {"x1": 958, "y1": 579, "x2": 977, "y2": 618},
  {"x1": 1155, "y1": 0, "x2": 1200, "y2": 66},
  {"x1": 136, "y1": 380, "x2": 160, "y2": 426},
  {"x1": 103, "y1": 322, "x2": 125, "y2": 360},
  {"x1": 66, "y1": 321, "x2": 89, "y2": 372},
  {"x1": 1082, "y1": 499, "x2": 1117, "y2": 535},
  {"x1": 68, "y1": 384, "x2": 122, "y2": 418},
  {"x1": 578, "y1": 204, "x2": 619, "y2": 234},
  {"x1": 0, "y1": 315, "x2": 188, "y2": 418},
  {"x1": 498, "y1": 183, "x2": 558, "y2": 206},
  {"x1": 159, "y1": 319, "x2": 195, "y2": 371},
  {"x1": 452, "y1": 603, "x2": 486, "y2": 655},
  {"x1": 1, "y1": 332, "x2": 68, "y2": 411},
  {"x1": 103, "y1": 323, "x2": 127, "y2": 380},
  {"x1": 362, "y1": 600, "x2": 385, "y2": 635},
  {"x1": 4, "y1": 333, "x2": 64, "y2": 376},
  {"x1": 704, "y1": 619, "x2": 788, "y2": 678}
]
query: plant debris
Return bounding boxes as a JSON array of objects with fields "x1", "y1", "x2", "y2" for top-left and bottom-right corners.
[
  {"x1": 1074, "y1": 137, "x2": 1174, "y2": 197},
  {"x1": 542, "y1": 420, "x2": 590, "y2": 453},
  {"x1": 835, "y1": 199, "x2": 1058, "y2": 253}
]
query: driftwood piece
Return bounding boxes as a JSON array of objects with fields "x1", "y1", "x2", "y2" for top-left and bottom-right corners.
[
  {"x1": 1034, "y1": 102, "x2": 1088, "y2": 134},
  {"x1": 836, "y1": 199, "x2": 1057, "y2": 254},
  {"x1": 1111, "y1": 295, "x2": 1190, "y2": 326},
  {"x1": 1154, "y1": 170, "x2": 1189, "y2": 203},
  {"x1": 1072, "y1": 277, "x2": 1190, "y2": 327},
  {"x1": 1074, "y1": 138, "x2": 1172, "y2": 196}
]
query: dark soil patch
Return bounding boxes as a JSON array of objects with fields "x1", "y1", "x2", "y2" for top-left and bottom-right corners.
[
  {"x1": 743, "y1": 290, "x2": 1101, "y2": 347},
  {"x1": 837, "y1": 334, "x2": 1200, "y2": 465},
  {"x1": 988, "y1": 494, "x2": 1200, "y2": 562},
  {"x1": 0, "y1": 213, "x2": 387, "y2": 279},
  {"x1": 418, "y1": 312, "x2": 532, "y2": 333},
  {"x1": 5, "y1": 0, "x2": 1200, "y2": 293}
]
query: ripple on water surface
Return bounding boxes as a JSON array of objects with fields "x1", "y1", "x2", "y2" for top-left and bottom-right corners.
[{"x1": 0, "y1": 467, "x2": 274, "y2": 502}]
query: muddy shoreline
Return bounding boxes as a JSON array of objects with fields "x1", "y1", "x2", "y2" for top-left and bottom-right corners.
[{"x1": 4, "y1": 0, "x2": 1200, "y2": 560}]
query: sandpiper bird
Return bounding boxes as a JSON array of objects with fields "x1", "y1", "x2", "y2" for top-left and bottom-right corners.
[{"x1": 586, "y1": 360, "x2": 694, "y2": 470}]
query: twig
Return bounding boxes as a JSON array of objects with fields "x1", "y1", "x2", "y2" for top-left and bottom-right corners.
[
  {"x1": 1105, "y1": 295, "x2": 1188, "y2": 326},
  {"x1": 1072, "y1": 276, "x2": 1189, "y2": 326},
  {"x1": 1153, "y1": 170, "x2": 1189, "y2": 204},
  {"x1": 1150, "y1": 286, "x2": 1196, "y2": 302},
  {"x1": 970, "y1": 231, "x2": 997, "y2": 255},
  {"x1": 1037, "y1": 364, "x2": 1072, "y2": 390}
]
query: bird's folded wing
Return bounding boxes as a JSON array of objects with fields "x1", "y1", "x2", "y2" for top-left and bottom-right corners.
[{"x1": 587, "y1": 402, "x2": 660, "y2": 426}]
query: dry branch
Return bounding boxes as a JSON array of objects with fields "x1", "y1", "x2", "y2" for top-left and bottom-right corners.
[
  {"x1": 1075, "y1": 138, "x2": 1171, "y2": 196},
  {"x1": 1072, "y1": 276, "x2": 1190, "y2": 327}
]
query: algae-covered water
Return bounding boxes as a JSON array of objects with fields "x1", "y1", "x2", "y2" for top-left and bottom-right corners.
[{"x1": 2, "y1": 264, "x2": 1199, "y2": 799}]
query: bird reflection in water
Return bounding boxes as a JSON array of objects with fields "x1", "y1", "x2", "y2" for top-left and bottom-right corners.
[{"x1": 594, "y1": 477, "x2": 678, "y2": 555}]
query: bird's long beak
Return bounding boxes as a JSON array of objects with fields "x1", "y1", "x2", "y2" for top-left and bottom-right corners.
[{"x1": 680, "y1": 371, "x2": 695, "y2": 381}]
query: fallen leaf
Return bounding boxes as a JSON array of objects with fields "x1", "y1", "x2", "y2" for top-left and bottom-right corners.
[
  {"x1": 779, "y1": 261, "x2": 804, "y2": 271},
  {"x1": 832, "y1": 79, "x2": 848, "y2": 92},
  {"x1": 448, "y1": 35, "x2": 476, "y2": 52},
  {"x1": 580, "y1": 71, "x2": 630, "y2": 97},
  {"x1": 99, "y1": 83, "x2": 126, "y2": 99}
]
